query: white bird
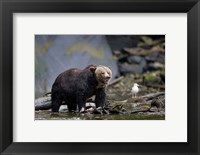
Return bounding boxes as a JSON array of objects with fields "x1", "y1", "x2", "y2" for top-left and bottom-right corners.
[{"x1": 131, "y1": 83, "x2": 139, "y2": 98}]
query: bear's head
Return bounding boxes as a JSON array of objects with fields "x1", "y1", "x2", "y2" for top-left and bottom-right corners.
[{"x1": 89, "y1": 65, "x2": 112, "y2": 88}]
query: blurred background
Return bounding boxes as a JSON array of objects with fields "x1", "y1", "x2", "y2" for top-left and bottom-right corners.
[{"x1": 35, "y1": 35, "x2": 165, "y2": 98}]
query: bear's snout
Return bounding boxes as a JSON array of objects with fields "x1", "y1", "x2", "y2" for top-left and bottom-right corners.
[{"x1": 105, "y1": 76, "x2": 111, "y2": 80}]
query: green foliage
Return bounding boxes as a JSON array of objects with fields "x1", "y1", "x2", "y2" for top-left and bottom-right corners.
[{"x1": 143, "y1": 71, "x2": 161, "y2": 84}]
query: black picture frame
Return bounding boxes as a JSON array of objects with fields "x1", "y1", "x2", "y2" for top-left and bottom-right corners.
[{"x1": 0, "y1": 0, "x2": 200, "y2": 154}]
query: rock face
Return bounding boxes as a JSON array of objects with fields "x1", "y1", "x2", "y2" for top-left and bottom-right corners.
[
  {"x1": 113, "y1": 36, "x2": 165, "y2": 75},
  {"x1": 106, "y1": 35, "x2": 139, "y2": 52},
  {"x1": 118, "y1": 63, "x2": 143, "y2": 74},
  {"x1": 35, "y1": 35, "x2": 118, "y2": 98}
]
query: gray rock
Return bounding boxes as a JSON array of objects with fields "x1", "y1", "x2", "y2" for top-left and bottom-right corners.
[
  {"x1": 128, "y1": 56, "x2": 147, "y2": 69},
  {"x1": 119, "y1": 56, "x2": 147, "y2": 74},
  {"x1": 157, "y1": 54, "x2": 165, "y2": 63},
  {"x1": 106, "y1": 35, "x2": 139, "y2": 51},
  {"x1": 145, "y1": 53, "x2": 159, "y2": 61},
  {"x1": 140, "y1": 58, "x2": 147, "y2": 70},
  {"x1": 118, "y1": 63, "x2": 143, "y2": 74},
  {"x1": 127, "y1": 55, "x2": 143, "y2": 64},
  {"x1": 145, "y1": 53, "x2": 165, "y2": 63}
]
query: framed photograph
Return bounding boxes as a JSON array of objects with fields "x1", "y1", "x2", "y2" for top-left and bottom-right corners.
[
  {"x1": 34, "y1": 34, "x2": 166, "y2": 121},
  {"x1": 0, "y1": 0, "x2": 200, "y2": 154}
]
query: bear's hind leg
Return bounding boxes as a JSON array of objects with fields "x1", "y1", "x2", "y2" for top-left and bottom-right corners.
[
  {"x1": 76, "y1": 94, "x2": 86, "y2": 112},
  {"x1": 68, "y1": 103, "x2": 77, "y2": 112},
  {"x1": 51, "y1": 94, "x2": 62, "y2": 112}
]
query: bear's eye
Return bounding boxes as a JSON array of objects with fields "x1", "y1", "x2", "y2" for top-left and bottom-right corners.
[{"x1": 101, "y1": 72, "x2": 105, "y2": 75}]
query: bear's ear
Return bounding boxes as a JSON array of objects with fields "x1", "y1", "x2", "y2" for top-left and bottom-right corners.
[
  {"x1": 107, "y1": 66, "x2": 111, "y2": 70},
  {"x1": 89, "y1": 66, "x2": 96, "y2": 72}
]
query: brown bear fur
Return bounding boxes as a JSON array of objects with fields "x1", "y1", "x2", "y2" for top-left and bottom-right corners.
[{"x1": 51, "y1": 64, "x2": 112, "y2": 112}]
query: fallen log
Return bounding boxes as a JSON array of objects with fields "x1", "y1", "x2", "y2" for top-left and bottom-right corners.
[
  {"x1": 107, "y1": 76, "x2": 124, "y2": 87},
  {"x1": 35, "y1": 96, "x2": 52, "y2": 111},
  {"x1": 130, "y1": 108, "x2": 160, "y2": 114},
  {"x1": 35, "y1": 95, "x2": 66, "y2": 111},
  {"x1": 126, "y1": 92, "x2": 165, "y2": 103},
  {"x1": 131, "y1": 109, "x2": 150, "y2": 114}
]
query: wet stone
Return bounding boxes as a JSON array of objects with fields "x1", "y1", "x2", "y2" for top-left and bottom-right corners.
[
  {"x1": 145, "y1": 53, "x2": 165, "y2": 63},
  {"x1": 127, "y1": 55, "x2": 144, "y2": 64},
  {"x1": 118, "y1": 63, "x2": 143, "y2": 74}
]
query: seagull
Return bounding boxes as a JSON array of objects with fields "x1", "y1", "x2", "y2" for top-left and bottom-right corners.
[{"x1": 131, "y1": 83, "x2": 140, "y2": 98}]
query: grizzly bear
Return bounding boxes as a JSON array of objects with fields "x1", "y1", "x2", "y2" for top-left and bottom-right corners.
[{"x1": 51, "y1": 64, "x2": 112, "y2": 112}]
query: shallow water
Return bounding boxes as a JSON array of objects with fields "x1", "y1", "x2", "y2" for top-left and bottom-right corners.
[{"x1": 35, "y1": 111, "x2": 165, "y2": 120}]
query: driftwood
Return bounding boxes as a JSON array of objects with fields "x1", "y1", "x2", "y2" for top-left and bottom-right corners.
[
  {"x1": 130, "y1": 108, "x2": 160, "y2": 114},
  {"x1": 35, "y1": 96, "x2": 65, "y2": 111},
  {"x1": 86, "y1": 92, "x2": 165, "y2": 115},
  {"x1": 35, "y1": 96, "x2": 52, "y2": 110},
  {"x1": 113, "y1": 92, "x2": 165, "y2": 104},
  {"x1": 103, "y1": 92, "x2": 165, "y2": 114},
  {"x1": 107, "y1": 76, "x2": 124, "y2": 87}
]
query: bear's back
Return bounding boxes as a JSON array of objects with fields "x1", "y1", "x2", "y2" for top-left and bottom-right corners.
[{"x1": 56, "y1": 68, "x2": 81, "y2": 84}]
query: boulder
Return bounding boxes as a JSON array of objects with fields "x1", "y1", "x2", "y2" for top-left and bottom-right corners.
[
  {"x1": 35, "y1": 35, "x2": 118, "y2": 98},
  {"x1": 118, "y1": 63, "x2": 143, "y2": 74}
]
